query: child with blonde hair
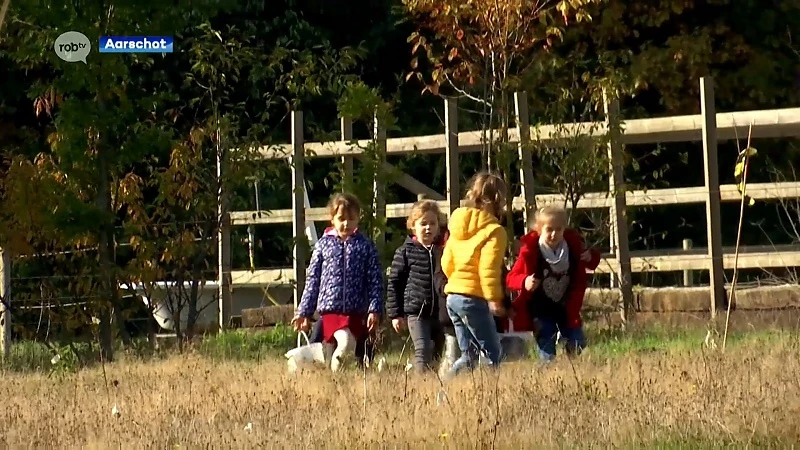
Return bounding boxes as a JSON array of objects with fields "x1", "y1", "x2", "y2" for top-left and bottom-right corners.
[
  {"x1": 387, "y1": 200, "x2": 448, "y2": 372},
  {"x1": 440, "y1": 172, "x2": 509, "y2": 377},
  {"x1": 292, "y1": 193, "x2": 384, "y2": 372},
  {"x1": 506, "y1": 204, "x2": 600, "y2": 360}
]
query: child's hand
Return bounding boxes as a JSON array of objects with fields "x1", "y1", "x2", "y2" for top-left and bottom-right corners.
[
  {"x1": 489, "y1": 301, "x2": 506, "y2": 317},
  {"x1": 391, "y1": 317, "x2": 405, "y2": 333},
  {"x1": 367, "y1": 313, "x2": 380, "y2": 332},
  {"x1": 524, "y1": 275, "x2": 540, "y2": 291},
  {"x1": 291, "y1": 315, "x2": 310, "y2": 332},
  {"x1": 580, "y1": 250, "x2": 593, "y2": 262}
]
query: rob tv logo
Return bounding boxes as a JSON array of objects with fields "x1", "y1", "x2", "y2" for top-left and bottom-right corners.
[{"x1": 54, "y1": 31, "x2": 91, "y2": 63}]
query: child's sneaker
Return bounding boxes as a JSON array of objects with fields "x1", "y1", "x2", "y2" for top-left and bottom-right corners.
[{"x1": 331, "y1": 354, "x2": 344, "y2": 372}]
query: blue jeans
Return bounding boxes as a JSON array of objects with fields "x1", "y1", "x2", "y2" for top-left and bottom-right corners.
[
  {"x1": 536, "y1": 318, "x2": 586, "y2": 361},
  {"x1": 446, "y1": 294, "x2": 502, "y2": 375}
]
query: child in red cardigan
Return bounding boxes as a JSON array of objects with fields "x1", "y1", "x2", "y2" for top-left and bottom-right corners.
[{"x1": 505, "y1": 205, "x2": 600, "y2": 360}]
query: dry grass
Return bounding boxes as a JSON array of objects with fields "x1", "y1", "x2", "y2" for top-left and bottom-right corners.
[{"x1": 1, "y1": 335, "x2": 799, "y2": 449}]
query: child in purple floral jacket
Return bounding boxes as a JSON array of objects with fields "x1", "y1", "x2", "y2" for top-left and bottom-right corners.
[{"x1": 291, "y1": 193, "x2": 384, "y2": 371}]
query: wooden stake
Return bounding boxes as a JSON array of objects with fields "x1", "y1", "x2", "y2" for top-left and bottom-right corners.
[
  {"x1": 700, "y1": 77, "x2": 726, "y2": 317},
  {"x1": 604, "y1": 89, "x2": 634, "y2": 322},
  {"x1": 290, "y1": 111, "x2": 306, "y2": 310},
  {"x1": 444, "y1": 98, "x2": 460, "y2": 216},
  {"x1": 340, "y1": 117, "x2": 354, "y2": 191}
]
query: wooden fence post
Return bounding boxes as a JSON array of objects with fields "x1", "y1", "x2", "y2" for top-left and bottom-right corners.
[
  {"x1": 340, "y1": 117, "x2": 354, "y2": 191},
  {"x1": 514, "y1": 92, "x2": 536, "y2": 230},
  {"x1": 373, "y1": 111, "x2": 387, "y2": 253},
  {"x1": 0, "y1": 248, "x2": 9, "y2": 360},
  {"x1": 700, "y1": 77, "x2": 725, "y2": 317},
  {"x1": 609, "y1": 230, "x2": 618, "y2": 288},
  {"x1": 683, "y1": 239, "x2": 694, "y2": 286},
  {"x1": 444, "y1": 98, "x2": 460, "y2": 215},
  {"x1": 604, "y1": 89, "x2": 634, "y2": 322},
  {"x1": 291, "y1": 111, "x2": 307, "y2": 309}
]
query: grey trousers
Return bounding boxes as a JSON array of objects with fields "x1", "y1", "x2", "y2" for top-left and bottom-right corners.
[{"x1": 406, "y1": 315, "x2": 445, "y2": 372}]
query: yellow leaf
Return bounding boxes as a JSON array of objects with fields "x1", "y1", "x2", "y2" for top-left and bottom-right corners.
[
  {"x1": 557, "y1": 0, "x2": 569, "y2": 15},
  {"x1": 734, "y1": 161, "x2": 745, "y2": 177}
]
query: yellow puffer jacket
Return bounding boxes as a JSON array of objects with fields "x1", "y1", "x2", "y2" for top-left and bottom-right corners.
[{"x1": 441, "y1": 206, "x2": 508, "y2": 304}]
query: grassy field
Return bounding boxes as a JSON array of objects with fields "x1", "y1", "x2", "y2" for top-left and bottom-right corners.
[{"x1": 1, "y1": 326, "x2": 799, "y2": 449}]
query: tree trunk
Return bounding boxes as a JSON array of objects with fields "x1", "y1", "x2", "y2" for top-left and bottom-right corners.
[
  {"x1": 114, "y1": 306, "x2": 132, "y2": 347},
  {"x1": 186, "y1": 278, "x2": 199, "y2": 340},
  {"x1": 96, "y1": 143, "x2": 115, "y2": 362},
  {"x1": 186, "y1": 219, "x2": 214, "y2": 340},
  {"x1": 171, "y1": 288, "x2": 184, "y2": 353},
  {"x1": 147, "y1": 314, "x2": 158, "y2": 351},
  {"x1": 111, "y1": 233, "x2": 131, "y2": 347}
]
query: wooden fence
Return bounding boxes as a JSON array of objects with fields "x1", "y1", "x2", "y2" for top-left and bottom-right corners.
[
  {"x1": 2, "y1": 77, "x2": 799, "y2": 341},
  {"x1": 218, "y1": 77, "x2": 800, "y2": 327}
]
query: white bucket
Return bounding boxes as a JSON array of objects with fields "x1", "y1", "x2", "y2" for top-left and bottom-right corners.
[{"x1": 285, "y1": 331, "x2": 330, "y2": 374}]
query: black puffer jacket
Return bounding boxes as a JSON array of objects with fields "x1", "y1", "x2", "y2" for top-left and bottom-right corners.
[{"x1": 387, "y1": 235, "x2": 445, "y2": 320}]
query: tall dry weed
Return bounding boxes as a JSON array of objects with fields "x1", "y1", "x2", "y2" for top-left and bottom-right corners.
[{"x1": 1, "y1": 338, "x2": 799, "y2": 449}]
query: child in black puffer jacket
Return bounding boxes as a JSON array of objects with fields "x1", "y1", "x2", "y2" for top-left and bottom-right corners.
[{"x1": 387, "y1": 200, "x2": 449, "y2": 373}]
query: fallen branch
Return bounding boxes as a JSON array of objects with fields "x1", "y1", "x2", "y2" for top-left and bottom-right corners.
[{"x1": 723, "y1": 122, "x2": 755, "y2": 350}]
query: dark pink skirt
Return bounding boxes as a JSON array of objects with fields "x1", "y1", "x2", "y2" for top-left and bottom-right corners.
[{"x1": 320, "y1": 313, "x2": 368, "y2": 343}]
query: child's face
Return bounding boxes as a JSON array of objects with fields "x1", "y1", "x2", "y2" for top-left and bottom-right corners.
[
  {"x1": 331, "y1": 206, "x2": 358, "y2": 238},
  {"x1": 538, "y1": 215, "x2": 565, "y2": 248},
  {"x1": 413, "y1": 211, "x2": 439, "y2": 245}
]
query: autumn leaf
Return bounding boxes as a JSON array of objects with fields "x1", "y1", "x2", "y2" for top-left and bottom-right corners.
[
  {"x1": 402, "y1": 0, "x2": 594, "y2": 97},
  {"x1": 448, "y1": 47, "x2": 458, "y2": 61}
]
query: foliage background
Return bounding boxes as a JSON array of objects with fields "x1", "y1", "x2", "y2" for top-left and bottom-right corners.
[{"x1": 1, "y1": 0, "x2": 799, "y2": 358}]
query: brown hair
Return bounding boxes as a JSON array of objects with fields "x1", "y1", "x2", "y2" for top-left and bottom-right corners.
[
  {"x1": 534, "y1": 204, "x2": 568, "y2": 229},
  {"x1": 406, "y1": 199, "x2": 442, "y2": 230},
  {"x1": 327, "y1": 193, "x2": 361, "y2": 218},
  {"x1": 464, "y1": 171, "x2": 507, "y2": 218}
]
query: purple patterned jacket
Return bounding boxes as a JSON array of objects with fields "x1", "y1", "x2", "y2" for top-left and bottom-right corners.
[{"x1": 296, "y1": 228, "x2": 384, "y2": 318}]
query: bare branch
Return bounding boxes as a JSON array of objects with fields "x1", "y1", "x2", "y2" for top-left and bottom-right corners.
[{"x1": 443, "y1": 73, "x2": 492, "y2": 107}]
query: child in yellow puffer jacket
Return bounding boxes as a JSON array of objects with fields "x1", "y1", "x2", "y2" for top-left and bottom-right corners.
[{"x1": 441, "y1": 171, "x2": 509, "y2": 378}]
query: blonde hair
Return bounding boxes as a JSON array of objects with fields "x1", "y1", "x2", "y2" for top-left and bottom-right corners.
[
  {"x1": 327, "y1": 192, "x2": 361, "y2": 218},
  {"x1": 464, "y1": 171, "x2": 507, "y2": 218},
  {"x1": 534, "y1": 204, "x2": 568, "y2": 229},
  {"x1": 406, "y1": 199, "x2": 442, "y2": 230}
]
